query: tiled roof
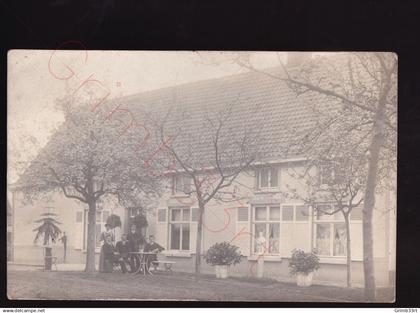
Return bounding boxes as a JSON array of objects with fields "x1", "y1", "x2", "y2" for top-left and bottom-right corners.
[
  {"x1": 108, "y1": 65, "x2": 332, "y2": 167},
  {"x1": 17, "y1": 58, "x2": 342, "y2": 190}
]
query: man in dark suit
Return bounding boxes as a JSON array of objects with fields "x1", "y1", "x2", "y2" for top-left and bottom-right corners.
[
  {"x1": 127, "y1": 225, "x2": 142, "y2": 251},
  {"x1": 103, "y1": 236, "x2": 127, "y2": 273},
  {"x1": 115, "y1": 234, "x2": 130, "y2": 273},
  {"x1": 127, "y1": 225, "x2": 143, "y2": 272},
  {"x1": 143, "y1": 235, "x2": 165, "y2": 271}
]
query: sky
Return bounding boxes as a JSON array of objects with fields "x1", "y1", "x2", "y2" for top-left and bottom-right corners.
[{"x1": 7, "y1": 50, "x2": 289, "y2": 183}]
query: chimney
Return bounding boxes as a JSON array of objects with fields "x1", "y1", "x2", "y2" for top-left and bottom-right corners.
[{"x1": 286, "y1": 52, "x2": 312, "y2": 68}]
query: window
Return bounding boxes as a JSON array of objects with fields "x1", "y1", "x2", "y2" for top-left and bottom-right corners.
[
  {"x1": 173, "y1": 175, "x2": 192, "y2": 194},
  {"x1": 252, "y1": 205, "x2": 281, "y2": 255},
  {"x1": 251, "y1": 204, "x2": 310, "y2": 256},
  {"x1": 88, "y1": 199, "x2": 107, "y2": 249},
  {"x1": 237, "y1": 207, "x2": 249, "y2": 222},
  {"x1": 90, "y1": 209, "x2": 111, "y2": 249},
  {"x1": 282, "y1": 205, "x2": 294, "y2": 221},
  {"x1": 169, "y1": 207, "x2": 191, "y2": 251},
  {"x1": 319, "y1": 161, "x2": 344, "y2": 185},
  {"x1": 128, "y1": 207, "x2": 141, "y2": 218},
  {"x1": 333, "y1": 224, "x2": 347, "y2": 256},
  {"x1": 281, "y1": 204, "x2": 309, "y2": 222},
  {"x1": 256, "y1": 167, "x2": 279, "y2": 189},
  {"x1": 295, "y1": 205, "x2": 309, "y2": 221},
  {"x1": 314, "y1": 204, "x2": 346, "y2": 257}
]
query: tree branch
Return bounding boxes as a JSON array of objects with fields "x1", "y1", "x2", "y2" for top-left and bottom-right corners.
[{"x1": 48, "y1": 167, "x2": 87, "y2": 203}]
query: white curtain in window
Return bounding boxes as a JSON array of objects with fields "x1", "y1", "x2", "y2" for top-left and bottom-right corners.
[
  {"x1": 333, "y1": 224, "x2": 347, "y2": 256},
  {"x1": 316, "y1": 224, "x2": 330, "y2": 255}
]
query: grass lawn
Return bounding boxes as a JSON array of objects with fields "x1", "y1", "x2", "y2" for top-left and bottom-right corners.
[{"x1": 7, "y1": 270, "x2": 394, "y2": 302}]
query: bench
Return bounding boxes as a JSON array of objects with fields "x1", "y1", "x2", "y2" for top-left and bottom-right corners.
[{"x1": 151, "y1": 261, "x2": 176, "y2": 273}]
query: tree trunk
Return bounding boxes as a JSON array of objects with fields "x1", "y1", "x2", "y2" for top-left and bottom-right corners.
[
  {"x1": 362, "y1": 67, "x2": 389, "y2": 301},
  {"x1": 195, "y1": 203, "x2": 205, "y2": 281},
  {"x1": 344, "y1": 213, "x2": 352, "y2": 288},
  {"x1": 363, "y1": 135, "x2": 382, "y2": 300},
  {"x1": 85, "y1": 200, "x2": 97, "y2": 272},
  {"x1": 363, "y1": 174, "x2": 377, "y2": 300}
]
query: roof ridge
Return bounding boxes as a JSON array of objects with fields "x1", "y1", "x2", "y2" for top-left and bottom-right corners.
[
  {"x1": 112, "y1": 53, "x2": 342, "y2": 103},
  {"x1": 114, "y1": 64, "x2": 285, "y2": 103}
]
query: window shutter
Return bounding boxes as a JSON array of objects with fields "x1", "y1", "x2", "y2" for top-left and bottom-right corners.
[
  {"x1": 235, "y1": 206, "x2": 251, "y2": 256},
  {"x1": 157, "y1": 209, "x2": 167, "y2": 222},
  {"x1": 237, "y1": 207, "x2": 249, "y2": 222},
  {"x1": 191, "y1": 208, "x2": 199, "y2": 222},
  {"x1": 75, "y1": 210, "x2": 84, "y2": 250}
]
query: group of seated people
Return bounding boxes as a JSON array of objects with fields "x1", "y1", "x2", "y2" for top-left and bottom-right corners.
[{"x1": 100, "y1": 224, "x2": 164, "y2": 273}]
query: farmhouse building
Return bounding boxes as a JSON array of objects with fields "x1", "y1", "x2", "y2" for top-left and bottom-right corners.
[{"x1": 9, "y1": 56, "x2": 396, "y2": 287}]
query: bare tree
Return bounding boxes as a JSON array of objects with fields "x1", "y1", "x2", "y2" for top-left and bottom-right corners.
[
  {"x1": 153, "y1": 98, "x2": 261, "y2": 280},
  {"x1": 284, "y1": 152, "x2": 367, "y2": 287},
  {"x1": 236, "y1": 52, "x2": 397, "y2": 300}
]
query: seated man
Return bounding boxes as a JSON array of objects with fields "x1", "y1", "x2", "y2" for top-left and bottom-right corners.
[
  {"x1": 115, "y1": 234, "x2": 131, "y2": 273},
  {"x1": 103, "y1": 236, "x2": 127, "y2": 273},
  {"x1": 143, "y1": 235, "x2": 165, "y2": 271},
  {"x1": 127, "y1": 225, "x2": 143, "y2": 272}
]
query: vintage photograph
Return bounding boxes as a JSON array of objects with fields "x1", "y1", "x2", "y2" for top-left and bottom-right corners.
[{"x1": 7, "y1": 51, "x2": 396, "y2": 302}]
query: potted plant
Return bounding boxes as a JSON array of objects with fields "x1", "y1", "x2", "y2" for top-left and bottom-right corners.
[
  {"x1": 288, "y1": 249, "x2": 320, "y2": 287},
  {"x1": 203, "y1": 242, "x2": 242, "y2": 278},
  {"x1": 33, "y1": 212, "x2": 62, "y2": 270}
]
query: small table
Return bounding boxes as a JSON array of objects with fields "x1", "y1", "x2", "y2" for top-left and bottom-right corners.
[{"x1": 129, "y1": 252, "x2": 157, "y2": 275}]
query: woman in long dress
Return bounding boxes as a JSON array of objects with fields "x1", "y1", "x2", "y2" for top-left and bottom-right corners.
[{"x1": 98, "y1": 223, "x2": 114, "y2": 272}]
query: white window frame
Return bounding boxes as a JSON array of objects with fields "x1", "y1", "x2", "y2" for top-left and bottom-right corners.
[
  {"x1": 251, "y1": 204, "x2": 281, "y2": 256},
  {"x1": 173, "y1": 175, "x2": 192, "y2": 195},
  {"x1": 251, "y1": 203, "x2": 311, "y2": 257},
  {"x1": 281, "y1": 203, "x2": 311, "y2": 223},
  {"x1": 168, "y1": 207, "x2": 192, "y2": 252},
  {"x1": 313, "y1": 203, "x2": 347, "y2": 258},
  {"x1": 82, "y1": 208, "x2": 111, "y2": 253},
  {"x1": 256, "y1": 167, "x2": 279, "y2": 191},
  {"x1": 319, "y1": 161, "x2": 345, "y2": 187}
]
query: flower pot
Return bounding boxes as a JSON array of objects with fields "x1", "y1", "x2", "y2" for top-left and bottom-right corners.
[
  {"x1": 296, "y1": 271, "x2": 314, "y2": 287},
  {"x1": 215, "y1": 265, "x2": 229, "y2": 278},
  {"x1": 219, "y1": 265, "x2": 228, "y2": 278},
  {"x1": 215, "y1": 265, "x2": 220, "y2": 278}
]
